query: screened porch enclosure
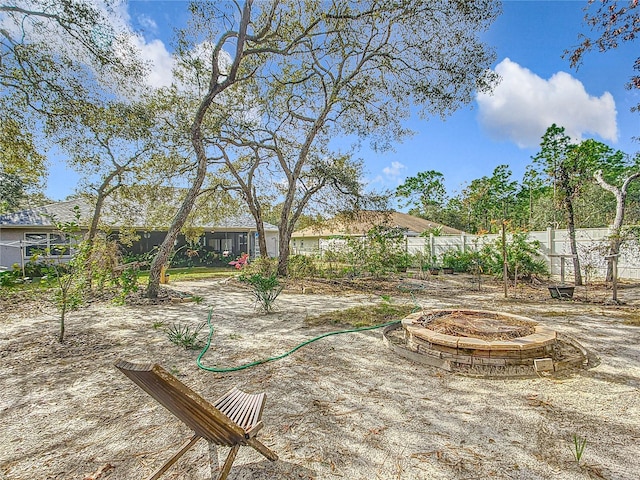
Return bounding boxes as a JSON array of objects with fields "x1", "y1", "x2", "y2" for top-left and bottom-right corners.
[{"x1": 125, "y1": 230, "x2": 256, "y2": 267}]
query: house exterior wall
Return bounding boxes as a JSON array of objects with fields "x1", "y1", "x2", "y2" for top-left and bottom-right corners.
[
  {"x1": 255, "y1": 231, "x2": 279, "y2": 258},
  {"x1": 1, "y1": 227, "x2": 281, "y2": 269},
  {"x1": 0, "y1": 227, "x2": 77, "y2": 270},
  {"x1": 0, "y1": 228, "x2": 24, "y2": 269},
  {"x1": 290, "y1": 236, "x2": 320, "y2": 255}
]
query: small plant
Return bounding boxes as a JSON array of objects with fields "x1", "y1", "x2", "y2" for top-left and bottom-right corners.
[
  {"x1": 570, "y1": 434, "x2": 587, "y2": 464},
  {"x1": 192, "y1": 295, "x2": 204, "y2": 304},
  {"x1": 113, "y1": 265, "x2": 140, "y2": 304},
  {"x1": 239, "y1": 272, "x2": 283, "y2": 313},
  {"x1": 165, "y1": 322, "x2": 206, "y2": 350},
  {"x1": 152, "y1": 321, "x2": 165, "y2": 330}
]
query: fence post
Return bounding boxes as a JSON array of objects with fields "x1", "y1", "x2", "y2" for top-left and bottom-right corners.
[
  {"x1": 546, "y1": 226, "x2": 554, "y2": 276},
  {"x1": 430, "y1": 233, "x2": 435, "y2": 259}
]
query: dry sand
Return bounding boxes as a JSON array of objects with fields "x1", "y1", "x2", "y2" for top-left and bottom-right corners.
[{"x1": 1, "y1": 275, "x2": 639, "y2": 480}]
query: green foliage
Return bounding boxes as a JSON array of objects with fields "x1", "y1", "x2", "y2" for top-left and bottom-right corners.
[
  {"x1": 239, "y1": 272, "x2": 283, "y2": 313},
  {"x1": 242, "y1": 256, "x2": 279, "y2": 277},
  {"x1": 0, "y1": 171, "x2": 26, "y2": 214},
  {"x1": 460, "y1": 165, "x2": 518, "y2": 234},
  {"x1": 396, "y1": 170, "x2": 447, "y2": 220},
  {"x1": 287, "y1": 254, "x2": 317, "y2": 279},
  {"x1": 0, "y1": 116, "x2": 46, "y2": 208},
  {"x1": 112, "y1": 265, "x2": 140, "y2": 305},
  {"x1": 412, "y1": 251, "x2": 439, "y2": 271},
  {"x1": 191, "y1": 295, "x2": 204, "y2": 304},
  {"x1": 441, "y1": 249, "x2": 484, "y2": 273},
  {"x1": 439, "y1": 231, "x2": 547, "y2": 282},
  {"x1": 363, "y1": 226, "x2": 410, "y2": 276},
  {"x1": 0, "y1": 270, "x2": 19, "y2": 287},
  {"x1": 46, "y1": 207, "x2": 84, "y2": 342},
  {"x1": 165, "y1": 322, "x2": 206, "y2": 350},
  {"x1": 570, "y1": 434, "x2": 587, "y2": 464},
  {"x1": 482, "y1": 230, "x2": 549, "y2": 281}
]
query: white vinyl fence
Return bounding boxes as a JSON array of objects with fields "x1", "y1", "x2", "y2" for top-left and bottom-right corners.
[{"x1": 406, "y1": 227, "x2": 640, "y2": 281}]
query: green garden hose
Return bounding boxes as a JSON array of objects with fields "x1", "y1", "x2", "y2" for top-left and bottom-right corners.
[{"x1": 196, "y1": 309, "x2": 402, "y2": 373}]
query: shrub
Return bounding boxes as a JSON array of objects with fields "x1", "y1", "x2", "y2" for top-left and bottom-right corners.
[
  {"x1": 0, "y1": 270, "x2": 19, "y2": 287},
  {"x1": 287, "y1": 254, "x2": 317, "y2": 279},
  {"x1": 165, "y1": 322, "x2": 206, "y2": 350},
  {"x1": 242, "y1": 256, "x2": 278, "y2": 277},
  {"x1": 441, "y1": 249, "x2": 483, "y2": 273},
  {"x1": 483, "y1": 231, "x2": 549, "y2": 280},
  {"x1": 239, "y1": 272, "x2": 283, "y2": 313}
]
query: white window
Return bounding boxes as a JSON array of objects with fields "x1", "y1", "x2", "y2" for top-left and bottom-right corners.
[
  {"x1": 24, "y1": 233, "x2": 72, "y2": 257},
  {"x1": 221, "y1": 238, "x2": 233, "y2": 251}
]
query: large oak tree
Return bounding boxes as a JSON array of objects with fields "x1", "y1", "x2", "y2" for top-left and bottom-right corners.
[{"x1": 158, "y1": 0, "x2": 501, "y2": 280}]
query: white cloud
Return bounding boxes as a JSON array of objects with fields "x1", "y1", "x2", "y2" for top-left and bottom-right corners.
[
  {"x1": 367, "y1": 161, "x2": 407, "y2": 186},
  {"x1": 130, "y1": 35, "x2": 175, "y2": 89},
  {"x1": 137, "y1": 14, "x2": 158, "y2": 33},
  {"x1": 382, "y1": 161, "x2": 406, "y2": 181},
  {"x1": 477, "y1": 58, "x2": 618, "y2": 148}
]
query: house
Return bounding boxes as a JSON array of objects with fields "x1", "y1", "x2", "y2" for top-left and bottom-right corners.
[
  {"x1": 0, "y1": 198, "x2": 279, "y2": 271},
  {"x1": 291, "y1": 210, "x2": 463, "y2": 255}
]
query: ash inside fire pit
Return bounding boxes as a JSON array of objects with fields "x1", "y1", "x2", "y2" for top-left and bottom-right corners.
[{"x1": 417, "y1": 310, "x2": 536, "y2": 341}]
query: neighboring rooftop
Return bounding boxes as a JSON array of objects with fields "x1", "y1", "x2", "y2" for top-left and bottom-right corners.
[{"x1": 292, "y1": 210, "x2": 463, "y2": 237}]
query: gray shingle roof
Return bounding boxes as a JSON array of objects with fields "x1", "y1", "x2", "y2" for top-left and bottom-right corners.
[{"x1": 0, "y1": 199, "x2": 278, "y2": 231}]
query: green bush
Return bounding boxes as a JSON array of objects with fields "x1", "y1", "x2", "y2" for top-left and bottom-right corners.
[
  {"x1": 440, "y1": 232, "x2": 548, "y2": 281},
  {"x1": 242, "y1": 256, "x2": 278, "y2": 277},
  {"x1": 287, "y1": 254, "x2": 317, "y2": 279},
  {"x1": 0, "y1": 270, "x2": 19, "y2": 287},
  {"x1": 239, "y1": 272, "x2": 283, "y2": 312},
  {"x1": 441, "y1": 249, "x2": 483, "y2": 273},
  {"x1": 482, "y1": 232, "x2": 548, "y2": 280}
]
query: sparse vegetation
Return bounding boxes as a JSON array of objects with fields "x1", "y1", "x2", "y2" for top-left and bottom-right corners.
[
  {"x1": 239, "y1": 272, "x2": 284, "y2": 313},
  {"x1": 165, "y1": 322, "x2": 206, "y2": 350},
  {"x1": 571, "y1": 434, "x2": 587, "y2": 464},
  {"x1": 306, "y1": 300, "x2": 415, "y2": 328}
]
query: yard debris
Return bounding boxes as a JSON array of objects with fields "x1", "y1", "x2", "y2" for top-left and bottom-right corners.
[{"x1": 83, "y1": 463, "x2": 114, "y2": 480}]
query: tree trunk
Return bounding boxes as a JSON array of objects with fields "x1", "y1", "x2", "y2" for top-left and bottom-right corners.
[
  {"x1": 277, "y1": 228, "x2": 291, "y2": 276},
  {"x1": 594, "y1": 170, "x2": 640, "y2": 282},
  {"x1": 249, "y1": 201, "x2": 267, "y2": 257},
  {"x1": 146, "y1": 0, "x2": 254, "y2": 298},
  {"x1": 256, "y1": 222, "x2": 268, "y2": 257},
  {"x1": 153, "y1": 190, "x2": 207, "y2": 295},
  {"x1": 59, "y1": 303, "x2": 66, "y2": 343},
  {"x1": 565, "y1": 197, "x2": 583, "y2": 286},
  {"x1": 557, "y1": 167, "x2": 583, "y2": 286}
]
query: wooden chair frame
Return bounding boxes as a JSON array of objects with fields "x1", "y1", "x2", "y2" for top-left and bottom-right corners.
[{"x1": 115, "y1": 360, "x2": 278, "y2": 480}]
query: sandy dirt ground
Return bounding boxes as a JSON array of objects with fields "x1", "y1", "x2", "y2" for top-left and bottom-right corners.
[{"x1": 1, "y1": 274, "x2": 639, "y2": 480}]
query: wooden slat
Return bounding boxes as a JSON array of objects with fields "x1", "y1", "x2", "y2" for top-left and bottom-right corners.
[
  {"x1": 216, "y1": 389, "x2": 265, "y2": 432},
  {"x1": 115, "y1": 359, "x2": 279, "y2": 479},
  {"x1": 115, "y1": 360, "x2": 245, "y2": 445}
]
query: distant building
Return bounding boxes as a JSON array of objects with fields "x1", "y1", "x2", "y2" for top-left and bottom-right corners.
[{"x1": 291, "y1": 210, "x2": 462, "y2": 255}]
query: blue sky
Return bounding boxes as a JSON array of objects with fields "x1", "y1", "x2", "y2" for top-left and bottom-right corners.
[{"x1": 45, "y1": 0, "x2": 639, "y2": 202}]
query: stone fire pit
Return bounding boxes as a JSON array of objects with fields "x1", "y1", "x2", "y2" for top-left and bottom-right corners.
[{"x1": 383, "y1": 309, "x2": 593, "y2": 377}]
